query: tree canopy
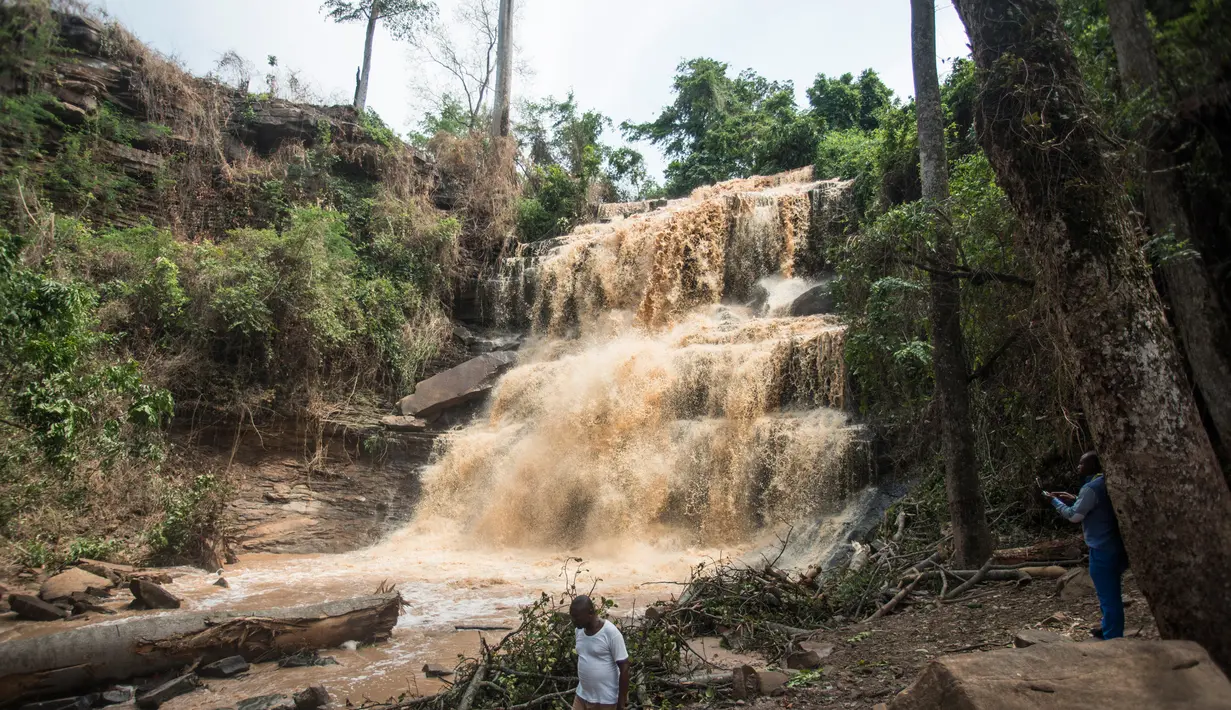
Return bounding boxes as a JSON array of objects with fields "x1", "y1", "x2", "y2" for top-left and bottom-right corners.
[{"x1": 622, "y1": 59, "x2": 897, "y2": 196}]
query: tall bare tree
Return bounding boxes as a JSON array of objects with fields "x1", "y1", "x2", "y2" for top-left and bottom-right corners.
[
  {"x1": 410, "y1": 0, "x2": 499, "y2": 132},
  {"x1": 322, "y1": 0, "x2": 435, "y2": 113},
  {"x1": 952, "y1": 0, "x2": 1231, "y2": 670},
  {"x1": 1106, "y1": 0, "x2": 1231, "y2": 473},
  {"x1": 489, "y1": 0, "x2": 513, "y2": 137},
  {"x1": 911, "y1": 0, "x2": 992, "y2": 567}
]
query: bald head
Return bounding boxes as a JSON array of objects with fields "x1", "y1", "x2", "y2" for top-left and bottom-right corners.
[{"x1": 569, "y1": 595, "x2": 597, "y2": 629}]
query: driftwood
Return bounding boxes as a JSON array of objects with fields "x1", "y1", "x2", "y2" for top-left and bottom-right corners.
[{"x1": 0, "y1": 593, "x2": 402, "y2": 703}]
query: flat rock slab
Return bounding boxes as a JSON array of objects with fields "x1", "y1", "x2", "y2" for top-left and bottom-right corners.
[
  {"x1": 130, "y1": 579, "x2": 181, "y2": 609},
  {"x1": 11, "y1": 594, "x2": 70, "y2": 621},
  {"x1": 40, "y1": 568, "x2": 114, "y2": 601},
  {"x1": 381, "y1": 415, "x2": 429, "y2": 432},
  {"x1": 1013, "y1": 629, "x2": 1071, "y2": 648},
  {"x1": 398, "y1": 352, "x2": 516, "y2": 418},
  {"x1": 76, "y1": 559, "x2": 135, "y2": 584},
  {"x1": 888, "y1": 639, "x2": 1231, "y2": 709},
  {"x1": 422, "y1": 664, "x2": 453, "y2": 678},
  {"x1": 199, "y1": 655, "x2": 250, "y2": 678},
  {"x1": 136, "y1": 674, "x2": 199, "y2": 708}
]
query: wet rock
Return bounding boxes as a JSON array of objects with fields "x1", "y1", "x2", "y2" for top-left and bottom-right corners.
[
  {"x1": 789, "y1": 283, "x2": 836, "y2": 317},
  {"x1": 1012, "y1": 629, "x2": 1071, "y2": 648},
  {"x1": 747, "y1": 283, "x2": 770, "y2": 315},
  {"x1": 213, "y1": 577, "x2": 230, "y2": 588},
  {"x1": 755, "y1": 671, "x2": 790, "y2": 696},
  {"x1": 101, "y1": 688, "x2": 135, "y2": 705},
  {"x1": 398, "y1": 352, "x2": 517, "y2": 419},
  {"x1": 888, "y1": 639, "x2": 1231, "y2": 709},
  {"x1": 70, "y1": 591, "x2": 116, "y2": 615},
  {"x1": 199, "y1": 655, "x2": 250, "y2": 678},
  {"x1": 11, "y1": 593, "x2": 70, "y2": 621},
  {"x1": 236, "y1": 695, "x2": 296, "y2": 710},
  {"x1": 1056, "y1": 567, "x2": 1096, "y2": 600},
  {"x1": 136, "y1": 673, "x2": 199, "y2": 708},
  {"x1": 422, "y1": 664, "x2": 453, "y2": 678},
  {"x1": 40, "y1": 568, "x2": 114, "y2": 601},
  {"x1": 292, "y1": 686, "x2": 330, "y2": 710},
  {"x1": 381, "y1": 415, "x2": 428, "y2": 432},
  {"x1": 278, "y1": 651, "x2": 338, "y2": 668},
  {"x1": 17, "y1": 696, "x2": 95, "y2": 710},
  {"x1": 76, "y1": 559, "x2": 135, "y2": 584},
  {"x1": 130, "y1": 570, "x2": 174, "y2": 585},
  {"x1": 129, "y1": 579, "x2": 181, "y2": 609}
]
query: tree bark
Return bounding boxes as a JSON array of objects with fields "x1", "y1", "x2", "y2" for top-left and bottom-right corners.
[
  {"x1": 912, "y1": 0, "x2": 993, "y2": 568},
  {"x1": 1106, "y1": 0, "x2": 1231, "y2": 474},
  {"x1": 0, "y1": 593, "x2": 403, "y2": 702},
  {"x1": 355, "y1": 0, "x2": 381, "y2": 113},
  {"x1": 489, "y1": 0, "x2": 513, "y2": 137},
  {"x1": 952, "y1": 0, "x2": 1231, "y2": 671}
]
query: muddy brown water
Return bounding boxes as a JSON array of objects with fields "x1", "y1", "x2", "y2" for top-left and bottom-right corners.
[{"x1": 2, "y1": 523, "x2": 771, "y2": 708}]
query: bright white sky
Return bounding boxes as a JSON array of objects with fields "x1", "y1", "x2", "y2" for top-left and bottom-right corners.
[{"x1": 96, "y1": 0, "x2": 971, "y2": 179}]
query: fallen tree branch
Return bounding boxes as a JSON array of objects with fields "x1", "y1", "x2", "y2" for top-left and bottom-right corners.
[
  {"x1": 868, "y1": 573, "x2": 923, "y2": 621},
  {"x1": 456, "y1": 659, "x2": 488, "y2": 710},
  {"x1": 943, "y1": 557, "x2": 995, "y2": 600},
  {"x1": 505, "y1": 689, "x2": 573, "y2": 709}
]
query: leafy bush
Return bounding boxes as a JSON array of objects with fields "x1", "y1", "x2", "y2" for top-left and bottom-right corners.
[{"x1": 147, "y1": 473, "x2": 228, "y2": 560}]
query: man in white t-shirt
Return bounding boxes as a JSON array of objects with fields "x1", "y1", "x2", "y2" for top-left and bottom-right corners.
[{"x1": 569, "y1": 595, "x2": 629, "y2": 710}]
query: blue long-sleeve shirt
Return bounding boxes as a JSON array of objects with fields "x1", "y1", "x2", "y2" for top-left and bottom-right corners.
[{"x1": 1051, "y1": 475, "x2": 1123, "y2": 551}]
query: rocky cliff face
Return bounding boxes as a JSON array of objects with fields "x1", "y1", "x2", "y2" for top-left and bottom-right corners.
[{"x1": 1, "y1": 6, "x2": 432, "y2": 234}]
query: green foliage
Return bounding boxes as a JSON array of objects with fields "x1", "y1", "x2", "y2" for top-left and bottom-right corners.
[
  {"x1": 807, "y1": 69, "x2": 894, "y2": 132},
  {"x1": 623, "y1": 58, "x2": 822, "y2": 196},
  {"x1": 146, "y1": 473, "x2": 228, "y2": 559},
  {"x1": 359, "y1": 107, "x2": 399, "y2": 147},
  {"x1": 320, "y1": 0, "x2": 436, "y2": 41},
  {"x1": 410, "y1": 93, "x2": 474, "y2": 146},
  {"x1": 515, "y1": 94, "x2": 657, "y2": 240}
]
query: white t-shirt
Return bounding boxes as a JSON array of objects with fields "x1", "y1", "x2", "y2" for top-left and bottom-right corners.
[{"x1": 575, "y1": 620, "x2": 628, "y2": 704}]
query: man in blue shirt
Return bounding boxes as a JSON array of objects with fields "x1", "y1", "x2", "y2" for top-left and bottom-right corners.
[{"x1": 1046, "y1": 451, "x2": 1129, "y2": 639}]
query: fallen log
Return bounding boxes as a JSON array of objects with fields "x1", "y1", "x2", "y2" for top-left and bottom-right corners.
[
  {"x1": 0, "y1": 593, "x2": 402, "y2": 703},
  {"x1": 992, "y1": 538, "x2": 1084, "y2": 565}
]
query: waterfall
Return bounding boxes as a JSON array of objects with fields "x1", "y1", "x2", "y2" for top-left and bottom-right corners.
[{"x1": 418, "y1": 169, "x2": 864, "y2": 548}]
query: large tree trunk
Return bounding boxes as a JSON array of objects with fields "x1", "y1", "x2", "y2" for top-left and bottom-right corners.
[
  {"x1": 1106, "y1": 0, "x2": 1231, "y2": 474},
  {"x1": 912, "y1": 0, "x2": 992, "y2": 567},
  {"x1": 489, "y1": 0, "x2": 513, "y2": 137},
  {"x1": 952, "y1": 0, "x2": 1231, "y2": 670},
  {"x1": 0, "y1": 594, "x2": 403, "y2": 703},
  {"x1": 355, "y1": 1, "x2": 380, "y2": 113}
]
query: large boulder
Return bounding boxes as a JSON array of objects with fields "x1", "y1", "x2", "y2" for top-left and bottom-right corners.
[
  {"x1": 10, "y1": 594, "x2": 70, "y2": 621},
  {"x1": 888, "y1": 639, "x2": 1231, "y2": 710},
  {"x1": 398, "y1": 352, "x2": 517, "y2": 419},
  {"x1": 789, "y1": 283, "x2": 836, "y2": 317},
  {"x1": 39, "y1": 568, "x2": 114, "y2": 602},
  {"x1": 129, "y1": 579, "x2": 181, "y2": 610},
  {"x1": 1056, "y1": 567, "x2": 1096, "y2": 600}
]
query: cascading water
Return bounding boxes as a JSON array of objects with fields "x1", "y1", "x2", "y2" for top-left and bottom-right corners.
[
  {"x1": 416, "y1": 168, "x2": 868, "y2": 550},
  {"x1": 10, "y1": 170, "x2": 870, "y2": 709}
]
